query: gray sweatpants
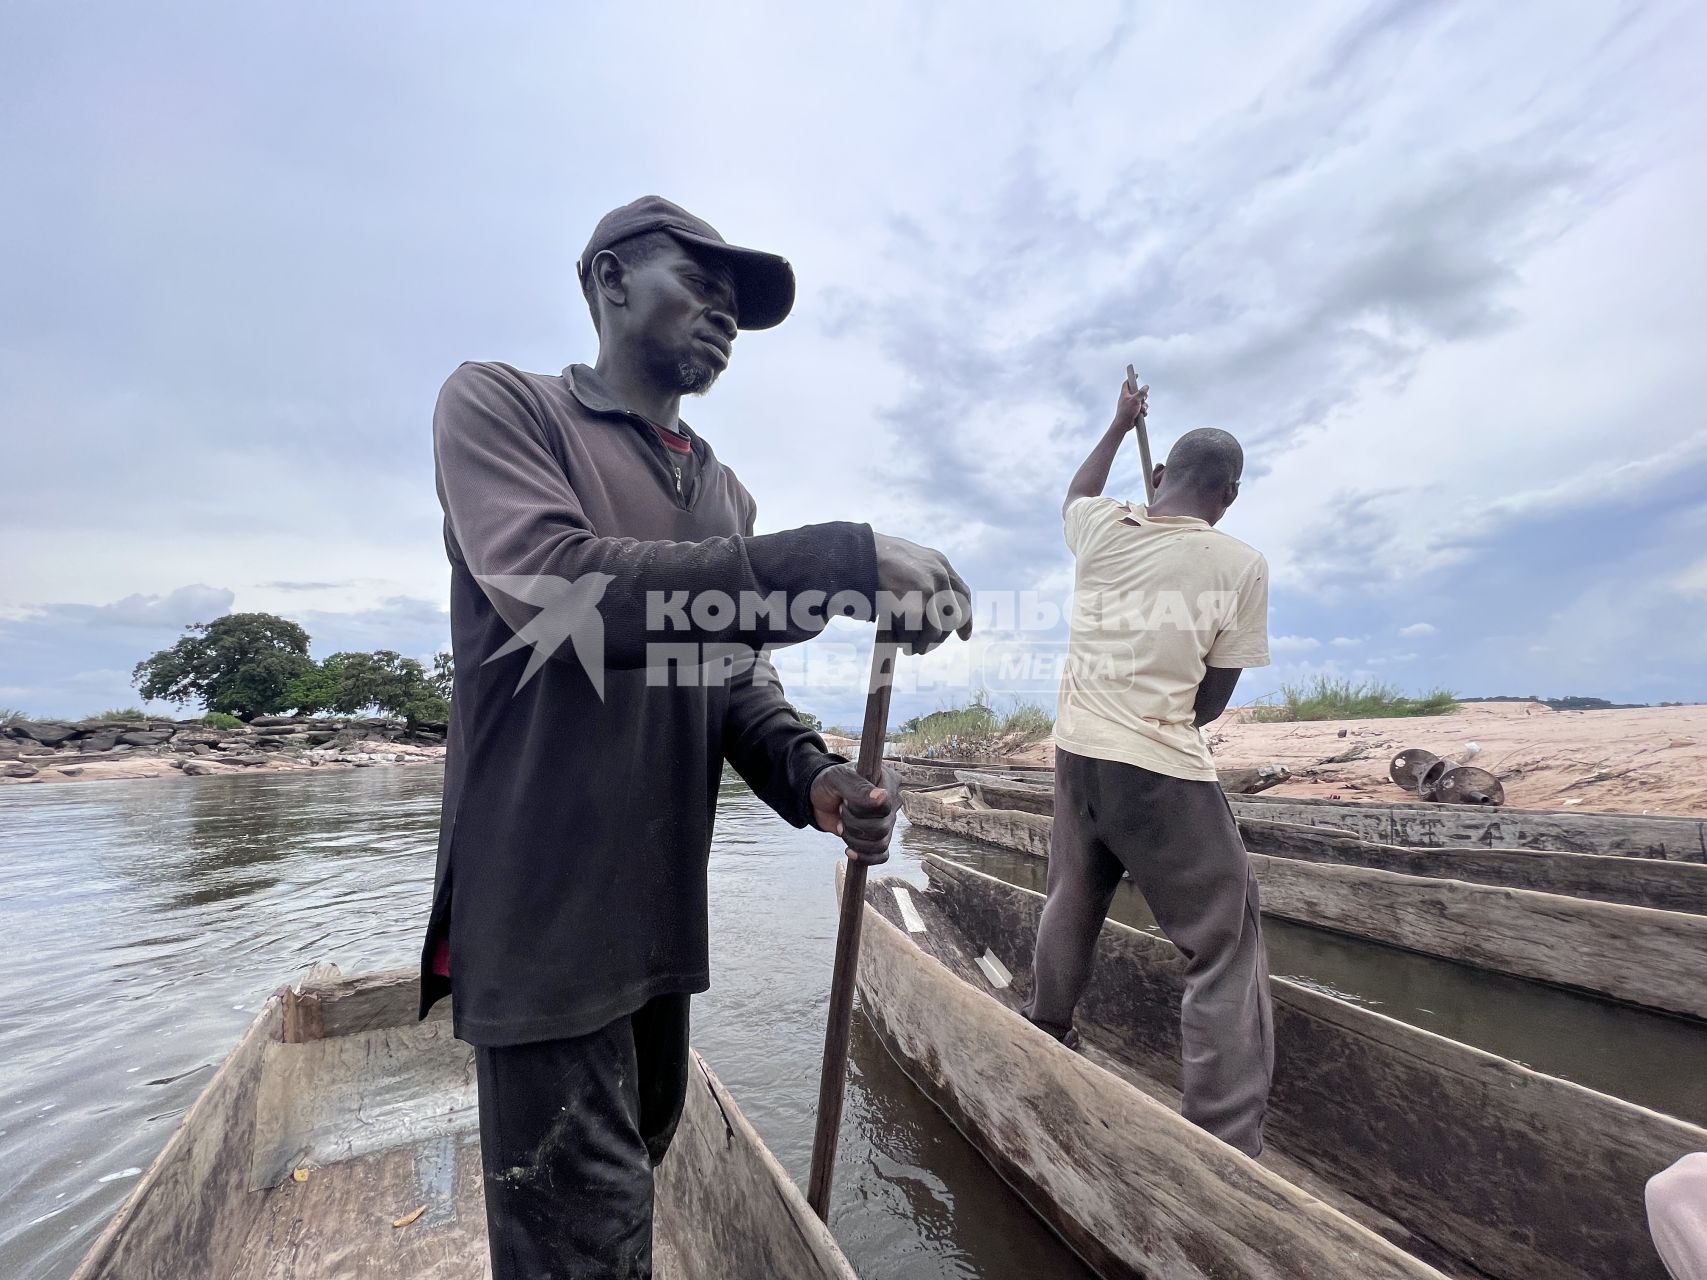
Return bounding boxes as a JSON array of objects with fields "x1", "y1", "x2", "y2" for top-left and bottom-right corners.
[{"x1": 1027, "y1": 747, "x2": 1274, "y2": 1156}]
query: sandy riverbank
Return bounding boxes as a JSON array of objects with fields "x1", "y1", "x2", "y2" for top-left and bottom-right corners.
[{"x1": 987, "y1": 700, "x2": 1707, "y2": 817}]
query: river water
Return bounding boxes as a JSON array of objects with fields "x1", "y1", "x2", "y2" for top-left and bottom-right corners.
[
  {"x1": 4, "y1": 765, "x2": 1706, "y2": 1279},
  {"x1": 0, "y1": 765, "x2": 1091, "y2": 1280}
]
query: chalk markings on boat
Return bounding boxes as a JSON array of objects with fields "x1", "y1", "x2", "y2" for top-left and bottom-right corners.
[
  {"x1": 892, "y1": 886, "x2": 927, "y2": 933},
  {"x1": 976, "y1": 949, "x2": 1012, "y2": 989}
]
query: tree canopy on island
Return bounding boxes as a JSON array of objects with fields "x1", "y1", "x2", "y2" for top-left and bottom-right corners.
[{"x1": 133, "y1": 612, "x2": 451, "y2": 725}]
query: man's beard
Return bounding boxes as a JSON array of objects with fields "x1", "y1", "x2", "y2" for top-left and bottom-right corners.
[
  {"x1": 672, "y1": 357, "x2": 719, "y2": 396},
  {"x1": 644, "y1": 342, "x2": 720, "y2": 396}
]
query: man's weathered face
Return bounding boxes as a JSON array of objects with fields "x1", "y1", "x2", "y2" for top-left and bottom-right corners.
[{"x1": 620, "y1": 239, "x2": 740, "y2": 396}]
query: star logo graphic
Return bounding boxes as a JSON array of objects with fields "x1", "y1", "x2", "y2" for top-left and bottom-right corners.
[{"x1": 475, "y1": 572, "x2": 615, "y2": 698}]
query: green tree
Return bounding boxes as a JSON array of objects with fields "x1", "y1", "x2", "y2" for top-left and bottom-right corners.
[
  {"x1": 133, "y1": 613, "x2": 315, "y2": 721},
  {"x1": 286, "y1": 650, "x2": 450, "y2": 726},
  {"x1": 281, "y1": 659, "x2": 344, "y2": 716}
]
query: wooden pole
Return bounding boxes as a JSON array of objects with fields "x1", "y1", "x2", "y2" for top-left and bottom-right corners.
[
  {"x1": 1126, "y1": 363, "x2": 1156, "y2": 504},
  {"x1": 806, "y1": 634, "x2": 899, "y2": 1221}
]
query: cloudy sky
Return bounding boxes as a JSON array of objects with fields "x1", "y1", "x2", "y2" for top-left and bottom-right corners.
[{"x1": 3, "y1": 1, "x2": 1705, "y2": 726}]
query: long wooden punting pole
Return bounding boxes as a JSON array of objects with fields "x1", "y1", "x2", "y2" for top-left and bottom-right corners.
[
  {"x1": 1126, "y1": 363, "x2": 1156, "y2": 503},
  {"x1": 806, "y1": 634, "x2": 900, "y2": 1220}
]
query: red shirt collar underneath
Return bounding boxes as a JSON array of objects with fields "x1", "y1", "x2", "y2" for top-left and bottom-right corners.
[{"x1": 652, "y1": 424, "x2": 693, "y2": 453}]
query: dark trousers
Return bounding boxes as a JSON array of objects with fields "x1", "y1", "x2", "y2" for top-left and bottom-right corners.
[
  {"x1": 475, "y1": 993, "x2": 691, "y2": 1279},
  {"x1": 1028, "y1": 748, "x2": 1274, "y2": 1155}
]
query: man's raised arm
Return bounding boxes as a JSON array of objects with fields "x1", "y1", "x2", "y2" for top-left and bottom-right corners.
[{"x1": 1063, "y1": 379, "x2": 1149, "y2": 518}]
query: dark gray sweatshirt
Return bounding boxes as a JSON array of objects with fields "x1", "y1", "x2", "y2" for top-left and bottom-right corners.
[{"x1": 419, "y1": 361, "x2": 877, "y2": 1045}]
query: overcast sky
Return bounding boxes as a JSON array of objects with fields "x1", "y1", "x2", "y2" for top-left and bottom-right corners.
[{"x1": 4, "y1": 1, "x2": 1705, "y2": 726}]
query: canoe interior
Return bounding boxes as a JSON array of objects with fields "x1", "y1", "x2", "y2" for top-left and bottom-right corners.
[
  {"x1": 924, "y1": 766, "x2": 1707, "y2": 863},
  {"x1": 875, "y1": 856, "x2": 1707, "y2": 1280},
  {"x1": 904, "y1": 787, "x2": 1707, "y2": 1022},
  {"x1": 852, "y1": 868, "x2": 1455, "y2": 1280},
  {"x1": 942, "y1": 773, "x2": 1707, "y2": 914},
  {"x1": 72, "y1": 967, "x2": 854, "y2": 1280}
]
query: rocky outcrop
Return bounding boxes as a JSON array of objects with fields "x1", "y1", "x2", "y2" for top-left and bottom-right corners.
[{"x1": 0, "y1": 715, "x2": 447, "y2": 785}]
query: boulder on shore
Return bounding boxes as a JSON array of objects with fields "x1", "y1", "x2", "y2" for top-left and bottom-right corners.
[
  {"x1": 9, "y1": 721, "x2": 78, "y2": 746},
  {"x1": 119, "y1": 729, "x2": 174, "y2": 747}
]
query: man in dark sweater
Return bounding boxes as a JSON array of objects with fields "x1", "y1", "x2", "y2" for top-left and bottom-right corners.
[{"x1": 421, "y1": 196, "x2": 971, "y2": 1278}]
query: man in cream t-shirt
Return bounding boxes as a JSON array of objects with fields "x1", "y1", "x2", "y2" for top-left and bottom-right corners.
[{"x1": 1025, "y1": 378, "x2": 1274, "y2": 1157}]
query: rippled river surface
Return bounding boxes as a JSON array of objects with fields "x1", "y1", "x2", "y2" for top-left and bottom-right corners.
[
  {"x1": 6, "y1": 766, "x2": 1707, "y2": 1279},
  {"x1": 0, "y1": 766, "x2": 1092, "y2": 1280}
]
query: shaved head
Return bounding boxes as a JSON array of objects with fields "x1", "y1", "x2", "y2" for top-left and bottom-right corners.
[{"x1": 1163, "y1": 428, "x2": 1244, "y2": 495}]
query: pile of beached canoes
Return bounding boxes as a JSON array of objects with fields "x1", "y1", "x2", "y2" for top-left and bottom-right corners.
[
  {"x1": 896, "y1": 757, "x2": 1707, "y2": 858},
  {"x1": 897, "y1": 769, "x2": 1707, "y2": 1020},
  {"x1": 847, "y1": 856, "x2": 1707, "y2": 1279},
  {"x1": 873, "y1": 761, "x2": 1707, "y2": 1276}
]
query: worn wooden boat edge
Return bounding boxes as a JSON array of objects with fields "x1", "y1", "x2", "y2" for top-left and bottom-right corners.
[
  {"x1": 929, "y1": 766, "x2": 1707, "y2": 862},
  {"x1": 913, "y1": 854, "x2": 1702, "y2": 1280},
  {"x1": 656, "y1": 1053, "x2": 858, "y2": 1280},
  {"x1": 906, "y1": 788, "x2": 1707, "y2": 1021},
  {"x1": 842, "y1": 865, "x2": 1453, "y2": 1280},
  {"x1": 1239, "y1": 816, "x2": 1707, "y2": 915},
  {"x1": 930, "y1": 779, "x2": 1707, "y2": 913}
]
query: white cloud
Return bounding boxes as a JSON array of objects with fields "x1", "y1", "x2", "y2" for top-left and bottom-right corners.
[
  {"x1": 1398, "y1": 622, "x2": 1437, "y2": 637},
  {"x1": 84, "y1": 585, "x2": 234, "y2": 629},
  {"x1": 1367, "y1": 652, "x2": 1420, "y2": 666},
  {"x1": 1677, "y1": 557, "x2": 1707, "y2": 599},
  {"x1": 1272, "y1": 635, "x2": 1323, "y2": 652},
  {"x1": 1330, "y1": 635, "x2": 1365, "y2": 647}
]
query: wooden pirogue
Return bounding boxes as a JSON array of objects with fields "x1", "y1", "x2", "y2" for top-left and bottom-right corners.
[
  {"x1": 71, "y1": 966, "x2": 855, "y2": 1280},
  {"x1": 951, "y1": 772, "x2": 1707, "y2": 915},
  {"x1": 902, "y1": 785, "x2": 1707, "y2": 1021},
  {"x1": 893, "y1": 759, "x2": 1707, "y2": 863},
  {"x1": 851, "y1": 855, "x2": 1707, "y2": 1280}
]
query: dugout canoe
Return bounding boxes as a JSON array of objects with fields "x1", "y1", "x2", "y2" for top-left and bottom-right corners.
[
  {"x1": 71, "y1": 966, "x2": 855, "y2": 1280},
  {"x1": 946, "y1": 773, "x2": 1707, "y2": 915},
  {"x1": 902, "y1": 787, "x2": 1707, "y2": 1021},
  {"x1": 852, "y1": 855, "x2": 1707, "y2": 1280},
  {"x1": 943, "y1": 768, "x2": 1707, "y2": 864}
]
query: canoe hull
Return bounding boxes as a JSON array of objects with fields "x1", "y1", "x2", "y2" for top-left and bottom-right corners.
[
  {"x1": 72, "y1": 968, "x2": 855, "y2": 1280},
  {"x1": 914, "y1": 764, "x2": 1707, "y2": 862},
  {"x1": 865, "y1": 857, "x2": 1707, "y2": 1280},
  {"x1": 904, "y1": 788, "x2": 1707, "y2": 1021},
  {"x1": 947, "y1": 772, "x2": 1707, "y2": 914},
  {"x1": 854, "y1": 871, "x2": 1452, "y2": 1280}
]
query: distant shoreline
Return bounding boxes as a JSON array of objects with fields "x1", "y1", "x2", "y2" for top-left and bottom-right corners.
[{"x1": 1, "y1": 716, "x2": 445, "y2": 787}]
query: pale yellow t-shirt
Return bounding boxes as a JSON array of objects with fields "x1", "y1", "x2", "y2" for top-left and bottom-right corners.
[{"x1": 1054, "y1": 496, "x2": 1270, "y2": 781}]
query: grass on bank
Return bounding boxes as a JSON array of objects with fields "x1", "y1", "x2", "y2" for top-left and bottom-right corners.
[
  {"x1": 897, "y1": 692, "x2": 1055, "y2": 759},
  {"x1": 1247, "y1": 677, "x2": 1457, "y2": 723}
]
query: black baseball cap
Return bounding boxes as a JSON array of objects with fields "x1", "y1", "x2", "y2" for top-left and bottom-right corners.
[{"x1": 576, "y1": 196, "x2": 796, "y2": 331}]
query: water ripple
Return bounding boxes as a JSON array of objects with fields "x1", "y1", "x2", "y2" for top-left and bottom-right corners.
[{"x1": 0, "y1": 764, "x2": 1088, "y2": 1280}]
